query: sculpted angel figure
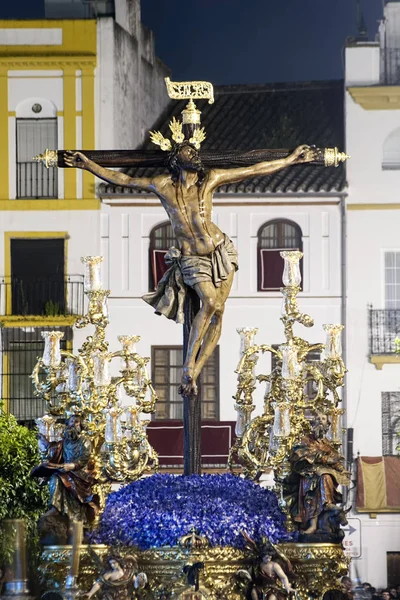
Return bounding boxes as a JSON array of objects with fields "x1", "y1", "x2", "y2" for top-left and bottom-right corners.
[
  {"x1": 283, "y1": 413, "x2": 350, "y2": 538},
  {"x1": 83, "y1": 553, "x2": 146, "y2": 599},
  {"x1": 236, "y1": 535, "x2": 296, "y2": 600},
  {"x1": 65, "y1": 142, "x2": 316, "y2": 395}
]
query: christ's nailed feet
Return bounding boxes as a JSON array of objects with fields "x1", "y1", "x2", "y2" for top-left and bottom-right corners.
[{"x1": 179, "y1": 371, "x2": 198, "y2": 397}]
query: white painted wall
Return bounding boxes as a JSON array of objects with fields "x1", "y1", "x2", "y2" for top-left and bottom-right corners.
[
  {"x1": 347, "y1": 210, "x2": 400, "y2": 455},
  {"x1": 345, "y1": 3, "x2": 400, "y2": 582},
  {"x1": 346, "y1": 93, "x2": 400, "y2": 198},
  {"x1": 345, "y1": 45, "x2": 380, "y2": 87},
  {"x1": 99, "y1": 196, "x2": 343, "y2": 420},
  {"x1": 95, "y1": 3, "x2": 169, "y2": 151},
  {"x1": 350, "y1": 514, "x2": 400, "y2": 589},
  {"x1": 0, "y1": 210, "x2": 100, "y2": 274}
]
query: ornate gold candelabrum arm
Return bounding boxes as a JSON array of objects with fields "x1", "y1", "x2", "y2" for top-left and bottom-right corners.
[
  {"x1": 232, "y1": 250, "x2": 348, "y2": 518},
  {"x1": 31, "y1": 256, "x2": 159, "y2": 519}
]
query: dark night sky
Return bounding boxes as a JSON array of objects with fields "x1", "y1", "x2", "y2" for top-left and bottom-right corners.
[{"x1": 0, "y1": 0, "x2": 385, "y2": 84}]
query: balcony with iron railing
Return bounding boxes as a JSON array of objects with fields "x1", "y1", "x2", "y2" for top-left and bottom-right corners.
[
  {"x1": 17, "y1": 161, "x2": 58, "y2": 199},
  {"x1": 0, "y1": 275, "x2": 85, "y2": 319},
  {"x1": 368, "y1": 306, "x2": 400, "y2": 369}
]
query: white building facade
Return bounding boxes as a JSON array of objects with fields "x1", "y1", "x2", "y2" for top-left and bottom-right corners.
[{"x1": 346, "y1": 0, "x2": 400, "y2": 587}]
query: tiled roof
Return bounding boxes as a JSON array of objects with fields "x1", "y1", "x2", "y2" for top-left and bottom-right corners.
[{"x1": 99, "y1": 80, "x2": 346, "y2": 196}]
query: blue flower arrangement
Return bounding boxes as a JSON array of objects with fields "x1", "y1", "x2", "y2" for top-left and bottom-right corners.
[{"x1": 91, "y1": 473, "x2": 293, "y2": 550}]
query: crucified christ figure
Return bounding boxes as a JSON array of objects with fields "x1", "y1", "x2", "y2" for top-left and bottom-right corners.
[{"x1": 65, "y1": 142, "x2": 316, "y2": 396}]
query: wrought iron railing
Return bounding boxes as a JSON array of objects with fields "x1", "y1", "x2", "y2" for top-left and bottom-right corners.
[
  {"x1": 1, "y1": 326, "x2": 73, "y2": 423},
  {"x1": 17, "y1": 161, "x2": 58, "y2": 199},
  {"x1": 369, "y1": 307, "x2": 400, "y2": 355},
  {"x1": 0, "y1": 275, "x2": 84, "y2": 317}
]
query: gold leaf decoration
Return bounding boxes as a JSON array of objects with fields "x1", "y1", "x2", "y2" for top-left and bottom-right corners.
[
  {"x1": 149, "y1": 130, "x2": 172, "y2": 151},
  {"x1": 189, "y1": 127, "x2": 206, "y2": 150},
  {"x1": 169, "y1": 117, "x2": 185, "y2": 144}
]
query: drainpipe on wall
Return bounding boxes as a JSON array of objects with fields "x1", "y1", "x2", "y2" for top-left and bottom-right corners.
[{"x1": 340, "y1": 192, "x2": 350, "y2": 505}]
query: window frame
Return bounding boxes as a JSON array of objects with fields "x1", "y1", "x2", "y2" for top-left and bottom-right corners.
[
  {"x1": 1, "y1": 326, "x2": 73, "y2": 424},
  {"x1": 151, "y1": 345, "x2": 220, "y2": 421},
  {"x1": 257, "y1": 219, "x2": 303, "y2": 292},
  {"x1": 383, "y1": 250, "x2": 400, "y2": 310},
  {"x1": 16, "y1": 117, "x2": 58, "y2": 199},
  {"x1": 382, "y1": 391, "x2": 400, "y2": 456}
]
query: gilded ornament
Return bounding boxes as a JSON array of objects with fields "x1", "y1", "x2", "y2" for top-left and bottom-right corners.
[
  {"x1": 324, "y1": 147, "x2": 350, "y2": 168},
  {"x1": 164, "y1": 77, "x2": 214, "y2": 104},
  {"x1": 32, "y1": 148, "x2": 58, "y2": 168},
  {"x1": 169, "y1": 116, "x2": 185, "y2": 144},
  {"x1": 149, "y1": 130, "x2": 172, "y2": 151},
  {"x1": 31, "y1": 255, "x2": 159, "y2": 539},
  {"x1": 231, "y1": 250, "x2": 349, "y2": 544}
]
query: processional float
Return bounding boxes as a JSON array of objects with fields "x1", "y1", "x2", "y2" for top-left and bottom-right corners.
[{"x1": 3, "y1": 78, "x2": 352, "y2": 600}]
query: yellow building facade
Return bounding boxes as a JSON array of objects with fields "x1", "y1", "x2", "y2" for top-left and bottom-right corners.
[
  {"x1": 0, "y1": 19, "x2": 98, "y2": 210},
  {"x1": 0, "y1": 7, "x2": 169, "y2": 420}
]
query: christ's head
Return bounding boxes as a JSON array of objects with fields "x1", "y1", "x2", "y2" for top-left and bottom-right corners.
[{"x1": 168, "y1": 141, "x2": 205, "y2": 184}]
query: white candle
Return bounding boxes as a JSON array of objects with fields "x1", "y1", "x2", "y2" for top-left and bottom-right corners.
[
  {"x1": 118, "y1": 335, "x2": 141, "y2": 369},
  {"x1": 65, "y1": 359, "x2": 78, "y2": 392},
  {"x1": 42, "y1": 331, "x2": 64, "y2": 367},
  {"x1": 279, "y1": 344, "x2": 301, "y2": 379},
  {"x1": 272, "y1": 402, "x2": 291, "y2": 438},
  {"x1": 81, "y1": 256, "x2": 103, "y2": 292},
  {"x1": 280, "y1": 250, "x2": 303, "y2": 287},
  {"x1": 237, "y1": 327, "x2": 258, "y2": 358},
  {"x1": 93, "y1": 351, "x2": 112, "y2": 387},
  {"x1": 323, "y1": 324, "x2": 344, "y2": 359}
]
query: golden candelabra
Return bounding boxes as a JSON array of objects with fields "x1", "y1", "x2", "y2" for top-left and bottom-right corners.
[
  {"x1": 229, "y1": 251, "x2": 347, "y2": 487},
  {"x1": 32, "y1": 256, "x2": 158, "y2": 508}
]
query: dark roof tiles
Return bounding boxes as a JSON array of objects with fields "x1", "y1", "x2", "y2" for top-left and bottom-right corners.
[{"x1": 99, "y1": 80, "x2": 346, "y2": 196}]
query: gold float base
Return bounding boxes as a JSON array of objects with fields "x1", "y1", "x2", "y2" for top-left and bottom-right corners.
[{"x1": 39, "y1": 542, "x2": 349, "y2": 599}]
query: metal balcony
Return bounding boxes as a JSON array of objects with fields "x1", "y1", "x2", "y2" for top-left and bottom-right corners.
[
  {"x1": 0, "y1": 275, "x2": 84, "y2": 318},
  {"x1": 17, "y1": 161, "x2": 58, "y2": 199},
  {"x1": 369, "y1": 307, "x2": 400, "y2": 355}
]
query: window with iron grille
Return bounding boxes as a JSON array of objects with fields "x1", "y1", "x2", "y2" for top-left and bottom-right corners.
[
  {"x1": 382, "y1": 392, "x2": 400, "y2": 456},
  {"x1": 257, "y1": 219, "x2": 303, "y2": 291},
  {"x1": 148, "y1": 222, "x2": 177, "y2": 291},
  {"x1": 1, "y1": 326, "x2": 72, "y2": 424},
  {"x1": 271, "y1": 345, "x2": 320, "y2": 401},
  {"x1": 16, "y1": 118, "x2": 58, "y2": 198},
  {"x1": 151, "y1": 346, "x2": 219, "y2": 420}
]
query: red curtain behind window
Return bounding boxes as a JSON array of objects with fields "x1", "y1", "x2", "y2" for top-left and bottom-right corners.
[
  {"x1": 147, "y1": 421, "x2": 236, "y2": 466},
  {"x1": 258, "y1": 249, "x2": 303, "y2": 291},
  {"x1": 258, "y1": 249, "x2": 285, "y2": 290},
  {"x1": 151, "y1": 249, "x2": 169, "y2": 289}
]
